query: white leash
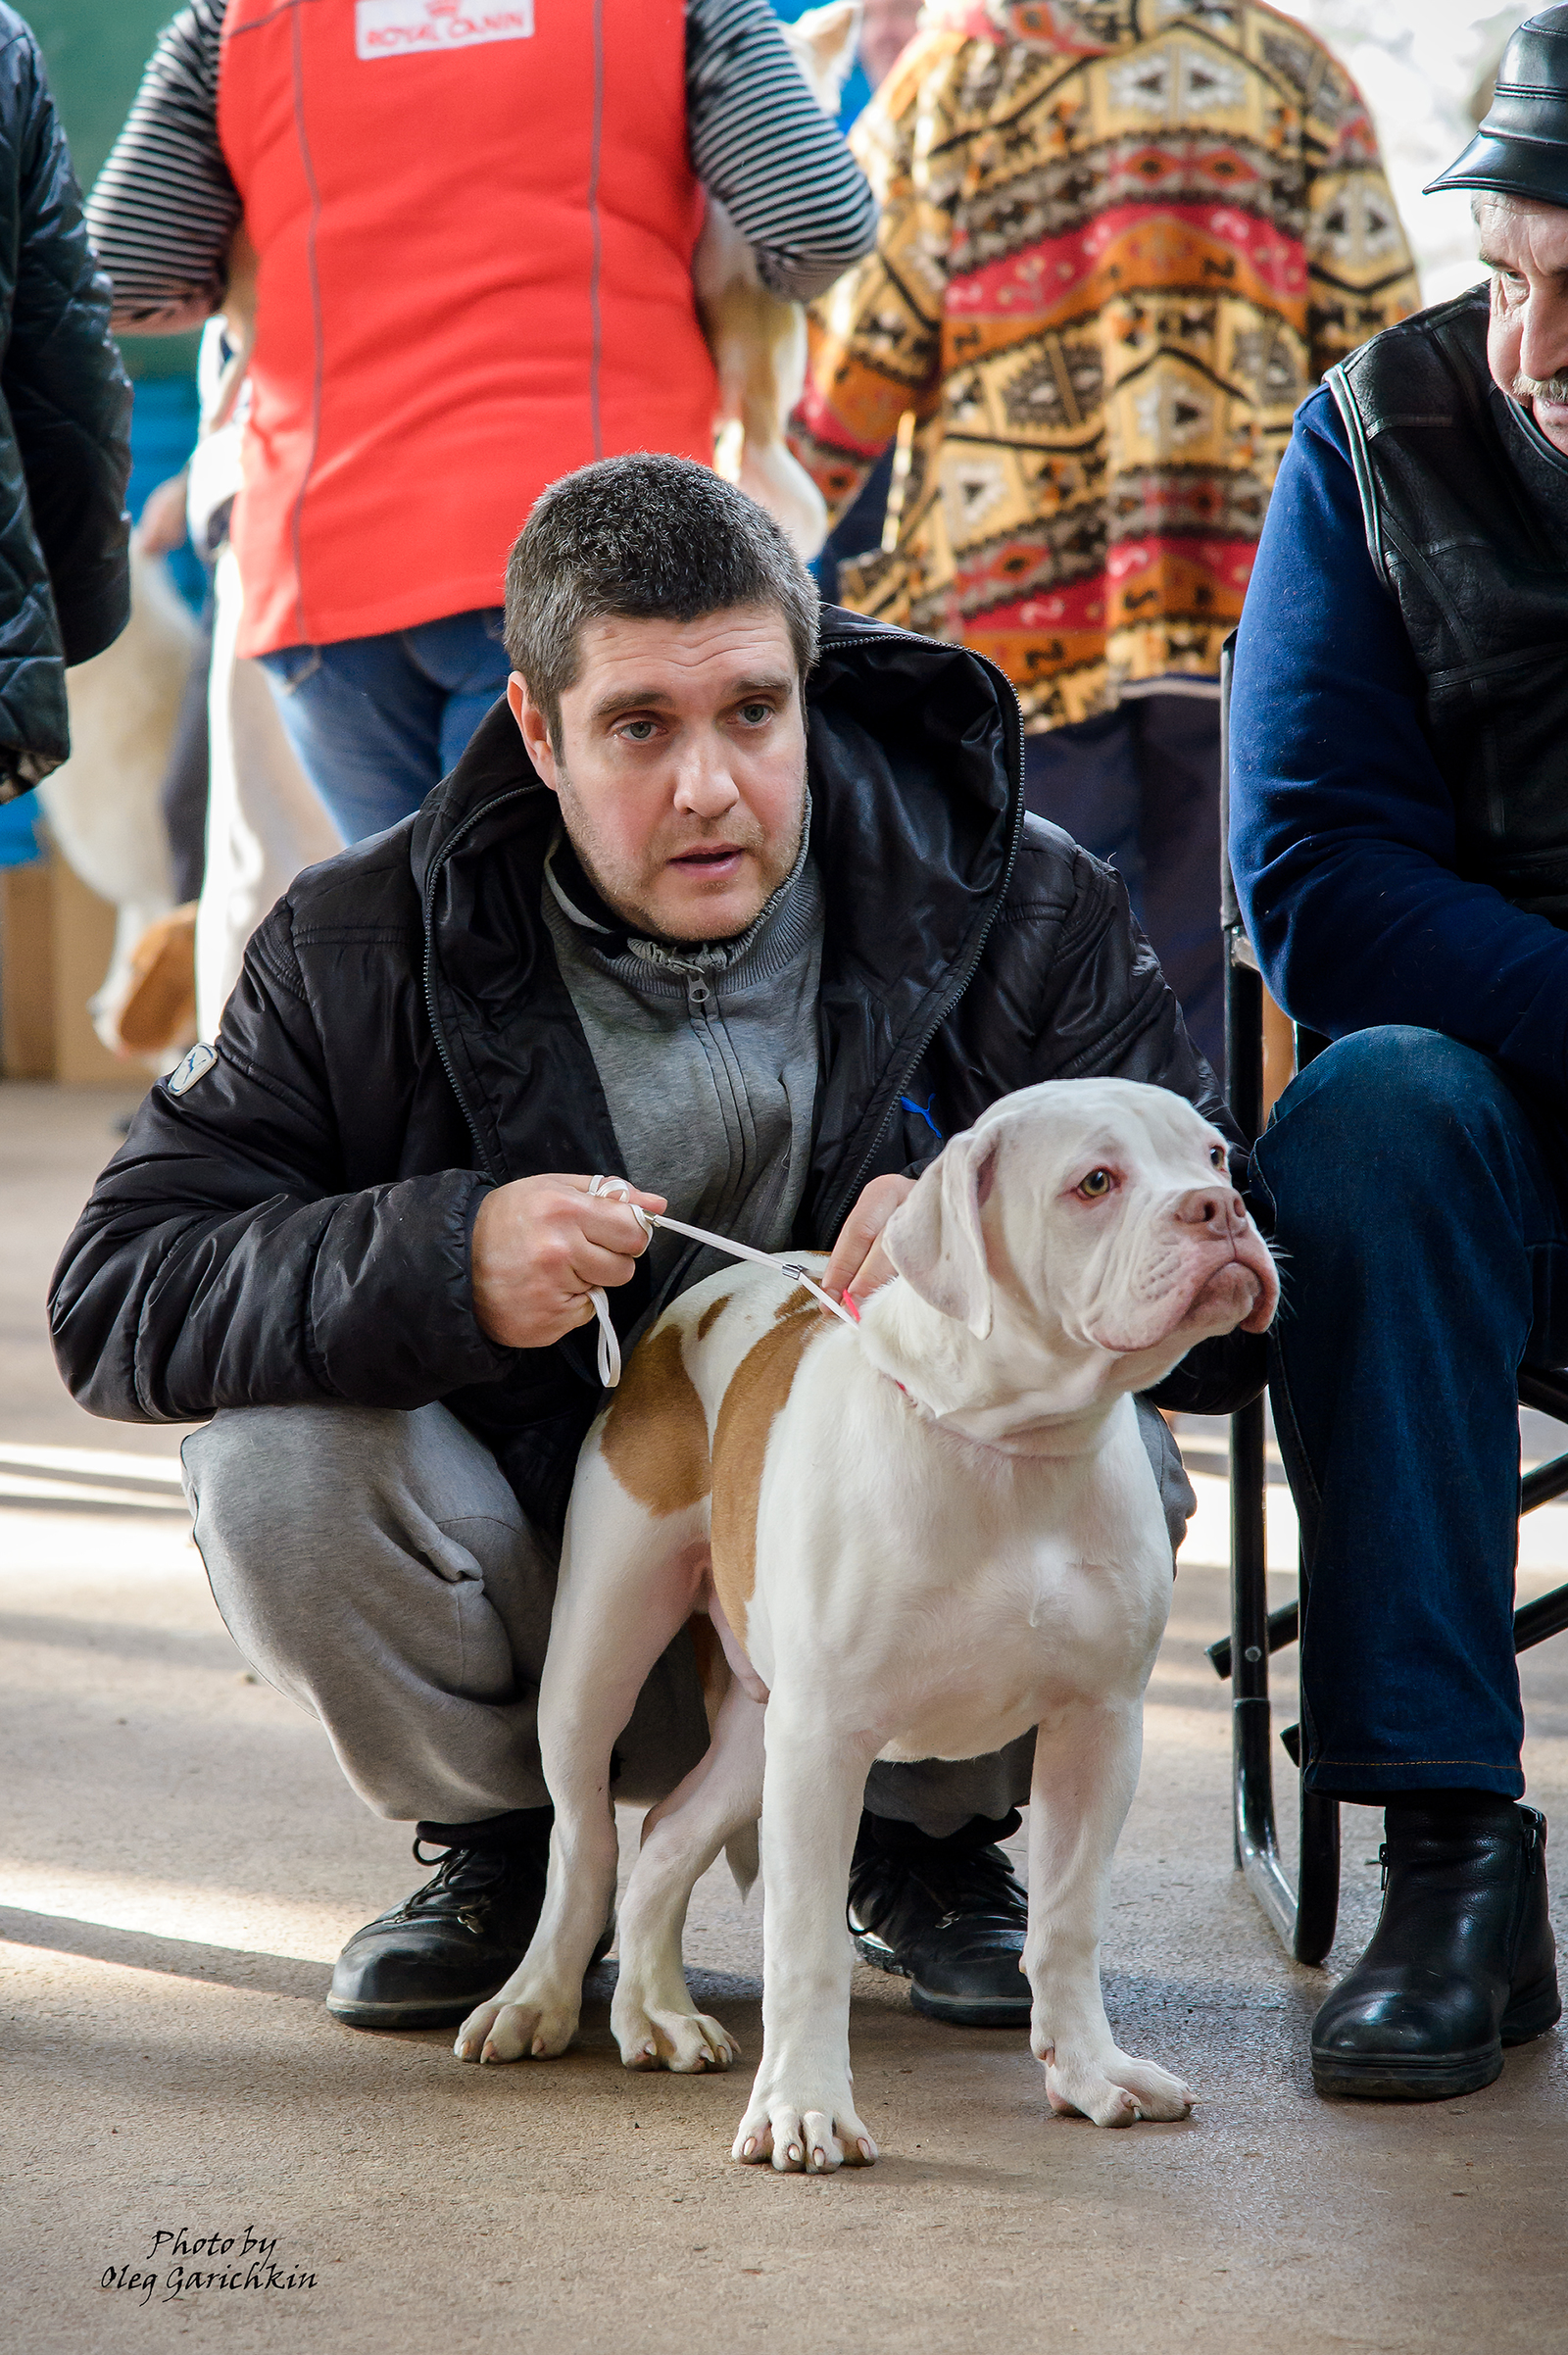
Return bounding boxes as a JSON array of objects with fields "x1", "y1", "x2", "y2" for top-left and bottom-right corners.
[{"x1": 584, "y1": 1174, "x2": 857, "y2": 1389}]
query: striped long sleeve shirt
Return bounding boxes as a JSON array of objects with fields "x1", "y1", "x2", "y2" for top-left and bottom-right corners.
[{"x1": 87, "y1": 0, "x2": 878, "y2": 330}]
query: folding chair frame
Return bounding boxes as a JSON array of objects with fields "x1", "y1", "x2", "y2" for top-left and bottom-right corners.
[{"x1": 1215, "y1": 637, "x2": 1568, "y2": 1966}]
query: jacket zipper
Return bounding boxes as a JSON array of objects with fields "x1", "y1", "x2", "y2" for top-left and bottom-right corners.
[{"x1": 811, "y1": 628, "x2": 1027, "y2": 1240}]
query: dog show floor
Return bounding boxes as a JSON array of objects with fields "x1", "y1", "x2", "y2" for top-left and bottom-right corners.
[{"x1": 6, "y1": 1082, "x2": 1568, "y2": 2355}]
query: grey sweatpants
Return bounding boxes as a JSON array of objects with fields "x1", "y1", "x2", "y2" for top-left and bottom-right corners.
[{"x1": 182, "y1": 1398, "x2": 1194, "y2": 1839}]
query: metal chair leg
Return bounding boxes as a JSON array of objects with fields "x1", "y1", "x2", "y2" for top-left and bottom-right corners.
[
  {"x1": 1229, "y1": 1392, "x2": 1298, "y2": 1945},
  {"x1": 1220, "y1": 631, "x2": 1341, "y2": 1961},
  {"x1": 1296, "y1": 1785, "x2": 1341, "y2": 1965}
]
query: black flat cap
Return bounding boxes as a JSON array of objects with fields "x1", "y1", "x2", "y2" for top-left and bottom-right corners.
[{"x1": 1427, "y1": 5, "x2": 1568, "y2": 205}]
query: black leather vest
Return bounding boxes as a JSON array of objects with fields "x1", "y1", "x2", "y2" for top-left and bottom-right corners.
[{"x1": 1328, "y1": 289, "x2": 1568, "y2": 920}]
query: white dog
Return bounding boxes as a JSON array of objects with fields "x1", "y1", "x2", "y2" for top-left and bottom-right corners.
[
  {"x1": 455, "y1": 1078, "x2": 1278, "y2": 2171},
  {"x1": 38, "y1": 545, "x2": 198, "y2": 1060}
]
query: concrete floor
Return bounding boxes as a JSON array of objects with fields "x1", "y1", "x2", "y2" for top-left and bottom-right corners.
[{"x1": 6, "y1": 1081, "x2": 1568, "y2": 2354}]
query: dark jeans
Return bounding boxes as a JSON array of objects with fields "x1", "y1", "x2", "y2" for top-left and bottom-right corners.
[
  {"x1": 260, "y1": 608, "x2": 512, "y2": 844},
  {"x1": 1251, "y1": 1025, "x2": 1568, "y2": 1801},
  {"x1": 1022, "y1": 695, "x2": 1222, "y2": 1076}
]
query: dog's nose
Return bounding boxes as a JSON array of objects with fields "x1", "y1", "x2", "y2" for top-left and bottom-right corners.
[{"x1": 1174, "y1": 1184, "x2": 1247, "y2": 1235}]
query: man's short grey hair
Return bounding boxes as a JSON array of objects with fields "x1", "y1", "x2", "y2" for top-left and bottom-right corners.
[{"x1": 505, "y1": 454, "x2": 821, "y2": 740}]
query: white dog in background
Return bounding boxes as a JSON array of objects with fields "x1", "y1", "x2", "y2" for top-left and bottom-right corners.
[
  {"x1": 456, "y1": 1078, "x2": 1278, "y2": 2172},
  {"x1": 37, "y1": 546, "x2": 199, "y2": 1061},
  {"x1": 696, "y1": 0, "x2": 861, "y2": 560}
]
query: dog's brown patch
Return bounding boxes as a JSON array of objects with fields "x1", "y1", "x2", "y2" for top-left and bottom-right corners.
[
  {"x1": 772, "y1": 1283, "x2": 813, "y2": 1322},
  {"x1": 600, "y1": 1323, "x2": 711, "y2": 1516},
  {"x1": 710, "y1": 1304, "x2": 824, "y2": 1635},
  {"x1": 686, "y1": 1613, "x2": 729, "y2": 1732},
  {"x1": 697, "y1": 1293, "x2": 733, "y2": 1342}
]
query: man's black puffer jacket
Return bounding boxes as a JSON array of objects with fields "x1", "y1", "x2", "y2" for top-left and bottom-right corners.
[
  {"x1": 50, "y1": 612, "x2": 1262, "y2": 1531},
  {"x1": 0, "y1": 9, "x2": 131, "y2": 799}
]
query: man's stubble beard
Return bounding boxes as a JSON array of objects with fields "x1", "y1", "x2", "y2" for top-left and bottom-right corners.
[{"x1": 553, "y1": 757, "x2": 808, "y2": 946}]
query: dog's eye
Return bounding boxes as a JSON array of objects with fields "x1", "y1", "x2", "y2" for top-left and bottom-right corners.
[
  {"x1": 1209, "y1": 1146, "x2": 1226, "y2": 1169},
  {"x1": 1076, "y1": 1169, "x2": 1114, "y2": 1200}
]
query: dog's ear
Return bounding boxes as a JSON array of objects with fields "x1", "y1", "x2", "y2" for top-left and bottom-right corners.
[
  {"x1": 791, "y1": 1, "x2": 861, "y2": 97},
  {"x1": 882, "y1": 1126, "x2": 999, "y2": 1339}
]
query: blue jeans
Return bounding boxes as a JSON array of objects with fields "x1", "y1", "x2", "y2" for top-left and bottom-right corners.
[
  {"x1": 1021, "y1": 695, "x2": 1223, "y2": 1078},
  {"x1": 1251, "y1": 1026, "x2": 1568, "y2": 1801},
  {"x1": 260, "y1": 609, "x2": 513, "y2": 844}
]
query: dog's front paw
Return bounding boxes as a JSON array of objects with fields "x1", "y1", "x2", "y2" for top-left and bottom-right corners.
[
  {"x1": 731, "y1": 2080, "x2": 878, "y2": 2174},
  {"x1": 1035, "y1": 2037, "x2": 1194, "y2": 2126},
  {"x1": 453, "y1": 1978, "x2": 579, "y2": 2065},
  {"x1": 612, "y1": 1992, "x2": 740, "y2": 2075}
]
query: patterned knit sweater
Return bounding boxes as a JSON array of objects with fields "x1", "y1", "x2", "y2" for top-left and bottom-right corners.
[{"x1": 790, "y1": 0, "x2": 1420, "y2": 729}]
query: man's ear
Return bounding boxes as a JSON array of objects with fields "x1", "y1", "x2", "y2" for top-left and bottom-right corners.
[
  {"x1": 882, "y1": 1125, "x2": 999, "y2": 1339},
  {"x1": 510, "y1": 672, "x2": 560, "y2": 792}
]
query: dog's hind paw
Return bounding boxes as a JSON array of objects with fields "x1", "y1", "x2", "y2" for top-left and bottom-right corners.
[
  {"x1": 612, "y1": 1998, "x2": 740, "y2": 2075},
  {"x1": 1039, "y1": 2045, "x2": 1195, "y2": 2127}
]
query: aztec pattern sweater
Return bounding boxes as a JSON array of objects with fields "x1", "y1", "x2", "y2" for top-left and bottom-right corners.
[{"x1": 789, "y1": 0, "x2": 1419, "y2": 729}]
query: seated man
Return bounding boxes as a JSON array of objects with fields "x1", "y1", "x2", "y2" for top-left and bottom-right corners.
[
  {"x1": 1228, "y1": 8, "x2": 1568, "y2": 2105},
  {"x1": 52, "y1": 455, "x2": 1252, "y2": 2037}
]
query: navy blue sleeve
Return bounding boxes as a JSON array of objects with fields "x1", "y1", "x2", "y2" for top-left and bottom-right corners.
[{"x1": 1228, "y1": 386, "x2": 1568, "y2": 1090}]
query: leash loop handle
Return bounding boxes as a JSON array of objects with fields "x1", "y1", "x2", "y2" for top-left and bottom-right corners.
[{"x1": 584, "y1": 1174, "x2": 856, "y2": 1389}]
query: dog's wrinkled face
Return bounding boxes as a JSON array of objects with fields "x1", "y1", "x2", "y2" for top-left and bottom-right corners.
[{"x1": 883, "y1": 1079, "x2": 1278, "y2": 1390}]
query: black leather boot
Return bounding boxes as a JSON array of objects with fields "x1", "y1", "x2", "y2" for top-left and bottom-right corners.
[
  {"x1": 328, "y1": 1810, "x2": 557, "y2": 2030},
  {"x1": 1311, "y1": 1801, "x2": 1560, "y2": 2100},
  {"x1": 848, "y1": 1810, "x2": 1031, "y2": 2028}
]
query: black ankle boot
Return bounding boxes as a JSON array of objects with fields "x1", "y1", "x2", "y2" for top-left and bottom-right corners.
[
  {"x1": 1310, "y1": 1801, "x2": 1559, "y2": 2100},
  {"x1": 848, "y1": 1810, "x2": 1030, "y2": 2028},
  {"x1": 328, "y1": 1810, "x2": 557, "y2": 2031}
]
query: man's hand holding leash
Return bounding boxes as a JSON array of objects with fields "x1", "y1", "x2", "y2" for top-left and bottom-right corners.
[{"x1": 471, "y1": 1176, "x2": 666, "y2": 1351}]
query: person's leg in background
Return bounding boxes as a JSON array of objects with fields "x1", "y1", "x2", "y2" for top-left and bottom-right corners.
[
  {"x1": 1128, "y1": 692, "x2": 1224, "y2": 1079},
  {"x1": 406, "y1": 609, "x2": 514, "y2": 778},
  {"x1": 260, "y1": 632, "x2": 446, "y2": 844},
  {"x1": 197, "y1": 546, "x2": 344, "y2": 1038},
  {"x1": 1252, "y1": 1026, "x2": 1568, "y2": 2099},
  {"x1": 258, "y1": 609, "x2": 510, "y2": 845}
]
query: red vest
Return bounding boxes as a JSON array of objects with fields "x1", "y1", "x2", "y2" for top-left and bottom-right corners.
[{"x1": 218, "y1": 0, "x2": 717, "y2": 656}]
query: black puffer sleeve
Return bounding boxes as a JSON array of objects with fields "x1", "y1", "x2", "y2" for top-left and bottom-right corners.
[
  {"x1": 48, "y1": 905, "x2": 514, "y2": 1422},
  {"x1": 4, "y1": 18, "x2": 130, "y2": 669}
]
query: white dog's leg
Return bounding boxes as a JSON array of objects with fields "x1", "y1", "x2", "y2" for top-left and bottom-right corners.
[
  {"x1": 454, "y1": 1479, "x2": 705, "y2": 2067},
  {"x1": 731, "y1": 1710, "x2": 879, "y2": 2173},
  {"x1": 611, "y1": 1678, "x2": 764, "y2": 2075},
  {"x1": 1025, "y1": 1700, "x2": 1195, "y2": 2126}
]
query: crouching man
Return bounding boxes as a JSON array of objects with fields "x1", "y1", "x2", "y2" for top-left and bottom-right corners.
[
  {"x1": 51, "y1": 456, "x2": 1255, "y2": 2037},
  {"x1": 1228, "y1": 11, "x2": 1568, "y2": 2104}
]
